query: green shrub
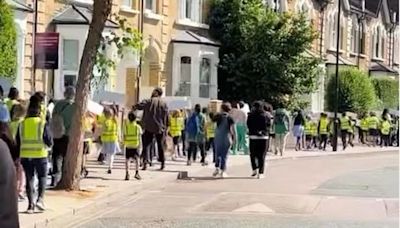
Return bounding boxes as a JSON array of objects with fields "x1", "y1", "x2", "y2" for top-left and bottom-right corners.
[
  {"x1": 372, "y1": 78, "x2": 399, "y2": 110},
  {"x1": 0, "y1": 0, "x2": 17, "y2": 79},
  {"x1": 326, "y1": 68, "x2": 376, "y2": 114}
]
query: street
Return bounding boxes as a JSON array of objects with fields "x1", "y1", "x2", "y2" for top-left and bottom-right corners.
[{"x1": 54, "y1": 151, "x2": 398, "y2": 228}]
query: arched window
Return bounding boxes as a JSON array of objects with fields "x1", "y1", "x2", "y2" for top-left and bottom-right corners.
[
  {"x1": 350, "y1": 16, "x2": 359, "y2": 53},
  {"x1": 394, "y1": 30, "x2": 399, "y2": 64},
  {"x1": 327, "y1": 11, "x2": 337, "y2": 49}
]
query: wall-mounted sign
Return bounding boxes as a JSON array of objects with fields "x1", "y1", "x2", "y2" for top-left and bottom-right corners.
[{"x1": 35, "y1": 32, "x2": 59, "y2": 69}]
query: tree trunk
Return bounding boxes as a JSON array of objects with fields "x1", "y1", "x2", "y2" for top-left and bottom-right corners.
[{"x1": 57, "y1": 0, "x2": 113, "y2": 190}]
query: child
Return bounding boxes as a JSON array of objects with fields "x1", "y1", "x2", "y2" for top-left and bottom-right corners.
[
  {"x1": 123, "y1": 111, "x2": 142, "y2": 180},
  {"x1": 318, "y1": 113, "x2": 329, "y2": 151},
  {"x1": 304, "y1": 116, "x2": 313, "y2": 150},
  {"x1": 169, "y1": 110, "x2": 183, "y2": 160},
  {"x1": 380, "y1": 117, "x2": 391, "y2": 147},
  {"x1": 311, "y1": 120, "x2": 318, "y2": 149},
  {"x1": 10, "y1": 103, "x2": 26, "y2": 201},
  {"x1": 206, "y1": 112, "x2": 216, "y2": 162},
  {"x1": 101, "y1": 107, "x2": 120, "y2": 174}
]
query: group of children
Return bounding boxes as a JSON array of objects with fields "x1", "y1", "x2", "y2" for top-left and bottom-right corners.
[{"x1": 302, "y1": 111, "x2": 399, "y2": 151}]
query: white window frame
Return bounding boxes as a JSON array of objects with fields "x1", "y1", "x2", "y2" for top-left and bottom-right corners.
[
  {"x1": 121, "y1": 0, "x2": 132, "y2": 7},
  {"x1": 179, "y1": 0, "x2": 207, "y2": 24},
  {"x1": 199, "y1": 57, "x2": 211, "y2": 98},
  {"x1": 350, "y1": 16, "x2": 359, "y2": 54},
  {"x1": 328, "y1": 12, "x2": 337, "y2": 50},
  {"x1": 145, "y1": 0, "x2": 157, "y2": 13},
  {"x1": 178, "y1": 56, "x2": 192, "y2": 97}
]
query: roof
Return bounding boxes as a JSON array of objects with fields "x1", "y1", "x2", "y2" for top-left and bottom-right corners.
[
  {"x1": 5, "y1": 0, "x2": 33, "y2": 12},
  {"x1": 172, "y1": 31, "x2": 219, "y2": 47},
  {"x1": 325, "y1": 53, "x2": 356, "y2": 66},
  {"x1": 369, "y1": 61, "x2": 398, "y2": 73},
  {"x1": 349, "y1": 0, "x2": 382, "y2": 17},
  {"x1": 52, "y1": 5, "x2": 118, "y2": 28}
]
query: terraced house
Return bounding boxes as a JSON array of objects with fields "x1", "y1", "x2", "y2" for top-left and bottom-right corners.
[
  {"x1": 5, "y1": 0, "x2": 399, "y2": 110},
  {"x1": 266, "y1": 0, "x2": 399, "y2": 112},
  {"x1": 6, "y1": 0, "x2": 218, "y2": 107}
]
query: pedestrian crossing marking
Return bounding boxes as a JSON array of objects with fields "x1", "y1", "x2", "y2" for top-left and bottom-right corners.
[{"x1": 233, "y1": 203, "x2": 275, "y2": 213}]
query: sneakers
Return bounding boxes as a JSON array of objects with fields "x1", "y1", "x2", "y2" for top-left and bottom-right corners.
[
  {"x1": 251, "y1": 170, "x2": 258, "y2": 177},
  {"x1": 125, "y1": 172, "x2": 130, "y2": 181},
  {"x1": 36, "y1": 199, "x2": 46, "y2": 211},
  {"x1": 26, "y1": 204, "x2": 35, "y2": 214},
  {"x1": 134, "y1": 172, "x2": 142, "y2": 180},
  {"x1": 220, "y1": 172, "x2": 228, "y2": 178},
  {"x1": 212, "y1": 168, "x2": 220, "y2": 177},
  {"x1": 258, "y1": 174, "x2": 265, "y2": 179},
  {"x1": 159, "y1": 163, "x2": 165, "y2": 171},
  {"x1": 107, "y1": 169, "x2": 112, "y2": 174}
]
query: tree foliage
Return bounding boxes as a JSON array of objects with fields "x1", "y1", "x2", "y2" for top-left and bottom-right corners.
[
  {"x1": 0, "y1": 0, "x2": 17, "y2": 79},
  {"x1": 326, "y1": 68, "x2": 376, "y2": 114},
  {"x1": 92, "y1": 16, "x2": 142, "y2": 89},
  {"x1": 209, "y1": 0, "x2": 320, "y2": 107},
  {"x1": 372, "y1": 78, "x2": 399, "y2": 110}
]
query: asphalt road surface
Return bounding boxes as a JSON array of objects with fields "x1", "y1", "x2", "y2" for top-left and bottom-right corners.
[{"x1": 70, "y1": 151, "x2": 399, "y2": 228}]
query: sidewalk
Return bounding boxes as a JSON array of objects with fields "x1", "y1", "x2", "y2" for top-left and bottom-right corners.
[{"x1": 19, "y1": 145, "x2": 397, "y2": 228}]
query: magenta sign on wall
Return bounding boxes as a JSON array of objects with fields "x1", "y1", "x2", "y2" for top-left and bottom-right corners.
[{"x1": 35, "y1": 32, "x2": 59, "y2": 69}]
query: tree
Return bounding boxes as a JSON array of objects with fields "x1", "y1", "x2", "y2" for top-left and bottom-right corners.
[
  {"x1": 209, "y1": 0, "x2": 320, "y2": 107},
  {"x1": 372, "y1": 78, "x2": 399, "y2": 110},
  {"x1": 326, "y1": 68, "x2": 376, "y2": 114},
  {"x1": 57, "y1": 0, "x2": 113, "y2": 190},
  {"x1": 0, "y1": 0, "x2": 17, "y2": 79}
]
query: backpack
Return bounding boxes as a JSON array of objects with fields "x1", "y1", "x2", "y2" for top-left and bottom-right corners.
[
  {"x1": 50, "y1": 102, "x2": 70, "y2": 139},
  {"x1": 186, "y1": 113, "x2": 199, "y2": 136},
  {"x1": 274, "y1": 111, "x2": 289, "y2": 131}
]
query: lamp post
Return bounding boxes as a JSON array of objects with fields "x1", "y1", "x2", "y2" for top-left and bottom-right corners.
[
  {"x1": 136, "y1": 0, "x2": 144, "y2": 103},
  {"x1": 332, "y1": 0, "x2": 342, "y2": 152}
]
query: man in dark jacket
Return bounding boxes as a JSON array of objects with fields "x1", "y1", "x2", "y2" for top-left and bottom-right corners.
[
  {"x1": 247, "y1": 101, "x2": 271, "y2": 179},
  {"x1": 135, "y1": 87, "x2": 168, "y2": 170},
  {"x1": 0, "y1": 139, "x2": 19, "y2": 227}
]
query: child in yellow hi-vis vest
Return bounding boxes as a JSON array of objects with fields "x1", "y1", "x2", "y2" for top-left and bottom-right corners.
[
  {"x1": 101, "y1": 108, "x2": 120, "y2": 174},
  {"x1": 169, "y1": 110, "x2": 183, "y2": 160},
  {"x1": 123, "y1": 111, "x2": 142, "y2": 180},
  {"x1": 206, "y1": 112, "x2": 216, "y2": 162}
]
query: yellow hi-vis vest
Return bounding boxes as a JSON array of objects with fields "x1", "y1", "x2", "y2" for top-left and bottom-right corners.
[
  {"x1": 10, "y1": 118, "x2": 23, "y2": 139},
  {"x1": 20, "y1": 117, "x2": 47, "y2": 158},
  {"x1": 381, "y1": 120, "x2": 391, "y2": 135},
  {"x1": 124, "y1": 120, "x2": 141, "y2": 148},
  {"x1": 101, "y1": 118, "x2": 118, "y2": 142},
  {"x1": 310, "y1": 122, "x2": 318, "y2": 136},
  {"x1": 40, "y1": 103, "x2": 47, "y2": 121},
  {"x1": 206, "y1": 121, "x2": 216, "y2": 139},
  {"x1": 348, "y1": 120, "x2": 355, "y2": 133},
  {"x1": 340, "y1": 116, "x2": 350, "y2": 130},
  {"x1": 360, "y1": 118, "x2": 369, "y2": 131},
  {"x1": 5, "y1": 98, "x2": 19, "y2": 112},
  {"x1": 83, "y1": 117, "x2": 94, "y2": 143},
  {"x1": 319, "y1": 118, "x2": 329, "y2": 135},
  {"x1": 169, "y1": 117, "x2": 182, "y2": 137},
  {"x1": 304, "y1": 121, "x2": 313, "y2": 135},
  {"x1": 368, "y1": 116, "x2": 380, "y2": 129}
]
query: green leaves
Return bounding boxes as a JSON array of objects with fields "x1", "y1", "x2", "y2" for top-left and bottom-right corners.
[
  {"x1": 92, "y1": 15, "x2": 142, "y2": 90},
  {"x1": 209, "y1": 0, "x2": 320, "y2": 107},
  {"x1": 0, "y1": 0, "x2": 17, "y2": 80},
  {"x1": 326, "y1": 68, "x2": 377, "y2": 114},
  {"x1": 372, "y1": 78, "x2": 399, "y2": 110}
]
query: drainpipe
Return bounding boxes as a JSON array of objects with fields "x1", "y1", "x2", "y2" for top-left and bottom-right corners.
[
  {"x1": 136, "y1": 0, "x2": 144, "y2": 103},
  {"x1": 32, "y1": 0, "x2": 39, "y2": 93}
]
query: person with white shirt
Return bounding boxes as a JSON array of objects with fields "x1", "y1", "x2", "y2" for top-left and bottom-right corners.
[{"x1": 230, "y1": 101, "x2": 248, "y2": 155}]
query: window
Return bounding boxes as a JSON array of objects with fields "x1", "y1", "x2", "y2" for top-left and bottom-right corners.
[
  {"x1": 360, "y1": 23, "x2": 366, "y2": 54},
  {"x1": 63, "y1": 39, "x2": 79, "y2": 71},
  {"x1": 394, "y1": 32, "x2": 399, "y2": 64},
  {"x1": 296, "y1": 0, "x2": 312, "y2": 22},
  {"x1": 339, "y1": 17, "x2": 346, "y2": 50},
  {"x1": 350, "y1": 16, "x2": 359, "y2": 53},
  {"x1": 327, "y1": 12, "x2": 337, "y2": 49},
  {"x1": 122, "y1": 0, "x2": 132, "y2": 7},
  {"x1": 145, "y1": 0, "x2": 156, "y2": 12},
  {"x1": 64, "y1": 75, "x2": 76, "y2": 87},
  {"x1": 373, "y1": 25, "x2": 385, "y2": 59},
  {"x1": 179, "y1": 57, "x2": 191, "y2": 96},
  {"x1": 180, "y1": 0, "x2": 208, "y2": 24},
  {"x1": 199, "y1": 58, "x2": 211, "y2": 98},
  {"x1": 266, "y1": 0, "x2": 281, "y2": 12}
]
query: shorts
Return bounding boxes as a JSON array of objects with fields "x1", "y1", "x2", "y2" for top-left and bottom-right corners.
[
  {"x1": 369, "y1": 129, "x2": 379, "y2": 136},
  {"x1": 125, "y1": 148, "x2": 139, "y2": 159},
  {"x1": 305, "y1": 135, "x2": 312, "y2": 141},
  {"x1": 172, "y1": 136, "x2": 180, "y2": 145}
]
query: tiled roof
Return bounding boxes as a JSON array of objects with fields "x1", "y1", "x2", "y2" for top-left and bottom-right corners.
[
  {"x1": 349, "y1": 0, "x2": 382, "y2": 17},
  {"x1": 172, "y1": 30, "x2": 219, "y2": 46},
  {"x1": 5, "y1": 0, "x2": 33, "y2": 12},
  {"x1": 52, "y1": 5, "x2": 118, "y2": 28}
]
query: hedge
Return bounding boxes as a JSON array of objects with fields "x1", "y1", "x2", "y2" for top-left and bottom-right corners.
[
  {"x1": 0, "y1": 0, "x2": 17, "y2": 79},
  {"x1": 372, "y1": 78, "x2": 399, "y2": 110}
]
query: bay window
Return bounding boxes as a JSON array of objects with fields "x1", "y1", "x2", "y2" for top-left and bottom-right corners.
[{"x1": 179, "y1": 56, "x2": 191, "y2": 96}]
